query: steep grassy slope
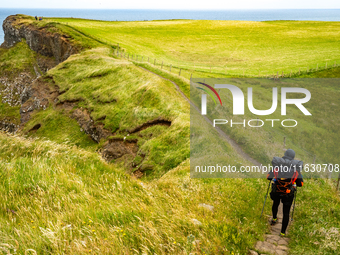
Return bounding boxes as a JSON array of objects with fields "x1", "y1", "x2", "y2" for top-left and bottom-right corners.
[
  {"x1": 42, "y1": 46, "x2": 190, "y2": 177},
  {"x1": 0, "y1": 132, "x2": 270, "y2": 254},
  {"x1": 50, "y1": 18, "x2": 340, "y2": 77}
]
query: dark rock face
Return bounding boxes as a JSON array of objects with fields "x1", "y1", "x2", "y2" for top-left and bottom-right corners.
[
  {"x1": 71, "y1": 108, "x2": 111, "y2": 143},
  {"x1": 1, "y1": 15, "x2": 78, "y2": 64},
  {"x1": 0, "y1": 121, "x2": 19, "y2": 133},
  {"x1": 20, "y1": 78, "x2": 59, "y2": 124}
]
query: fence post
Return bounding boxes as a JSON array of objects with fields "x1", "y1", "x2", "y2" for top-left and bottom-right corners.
[
  {"x1": 337, "y1": 171, "x2": 340, "y2": 191},
  {"x1": 190, "y1": 73, "x2": 192, "y2": 80},
  {"x1": 179, "y1": 68, "x2": 181, "y2": 76},
  {"x1": 283, "y1": 137, "x2": 286, "y2": 148},
  {"x1": 136, "y1": 55, "x2": 138, "y2": 61},
  {"x1": 142, "y1": 56, "x2": 143, "y2": 62},
  {"x1": 117, "y1": 43, "x2": 119, "y2": 57},
  {"x1": 170, "y1": 64, "x2": 172, "y2": 73},
  {"x1": 313, "y1": 155, "x2": 316, "y2": 164},
  {"x1": 154, "y1": 59, "x2": 156, "y2": 65},
  {"x1": 282, "y1": 71, "x2": 284, "y2": 77},
  {"x1": 327, "y1": 164, "x2": 332, "y2": 179}
]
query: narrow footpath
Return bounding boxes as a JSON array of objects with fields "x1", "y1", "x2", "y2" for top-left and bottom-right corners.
[
  {"x1": 251, "y1": 203, "x2": 291, "y2": 255},
  {"x1": 137, "y1": 64, "x2": 292, "y2": 255}
]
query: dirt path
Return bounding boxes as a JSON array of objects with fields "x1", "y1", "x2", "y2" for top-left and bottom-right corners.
[
  {"x1": 251, "y1": 203, "x2": 291, "y2": 255},
  {"x1": 138, "y1": 65, "x2": 261, "y2": 166}
]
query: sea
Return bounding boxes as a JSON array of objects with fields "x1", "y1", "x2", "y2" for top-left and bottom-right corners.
[{"x1": 1, "y1": 9, "x2": 340, "y2": 44}]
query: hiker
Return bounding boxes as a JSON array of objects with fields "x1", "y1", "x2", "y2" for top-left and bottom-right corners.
[
  {"x1": 35, "y1": 16, "x2": 37, "y2": 21},
  {"x1": 267, "y1": 149, "x2": 304, "y2": 237},
  {"x1": 39, "y1": 17, "x2": 43, "y2": 21}
]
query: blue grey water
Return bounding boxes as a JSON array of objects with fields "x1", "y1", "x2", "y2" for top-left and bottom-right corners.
[{"x1": 1, "y1": 9, "x2": 340, "y2": 44}]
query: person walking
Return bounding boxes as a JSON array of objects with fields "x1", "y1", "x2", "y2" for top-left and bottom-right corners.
[
  {"x1": 267, "y1": 149, "x2": 304, "y2": 237},
  {"x1": 35, "y1": 16, "x2": 37, "y2": 21}
]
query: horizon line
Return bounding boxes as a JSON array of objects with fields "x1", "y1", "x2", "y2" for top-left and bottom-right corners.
[{"x1": 1, "y1": 8, "x2": 340, "y2": 11}]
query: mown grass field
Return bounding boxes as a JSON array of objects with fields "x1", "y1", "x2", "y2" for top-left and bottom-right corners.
[{"x1": 48, "y1": 18, "x2": 340, "y2": 77}]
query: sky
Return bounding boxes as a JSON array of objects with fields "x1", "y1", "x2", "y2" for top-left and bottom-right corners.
[{"x1": 2, "y1": 0, "x2": 340, "y2": 10}]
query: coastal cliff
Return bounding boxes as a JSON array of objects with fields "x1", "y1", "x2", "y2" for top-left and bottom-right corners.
[{"x1": 1, "y1": 15, "x2": 78, "y2": 64}]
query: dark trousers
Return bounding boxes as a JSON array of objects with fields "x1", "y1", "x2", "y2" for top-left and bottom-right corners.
[{"x1": 270, "y1": 192, "x2": 294, "y2": 234}]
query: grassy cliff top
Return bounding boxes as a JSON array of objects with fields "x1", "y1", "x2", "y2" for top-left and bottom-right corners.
[{"x1": 47, "y1": 17, "x2": 340, "y2": 77}]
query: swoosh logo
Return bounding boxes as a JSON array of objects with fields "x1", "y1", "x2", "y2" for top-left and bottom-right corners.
[{"x1": 197, "y1": 82, "x2": 222, "y2": 105}]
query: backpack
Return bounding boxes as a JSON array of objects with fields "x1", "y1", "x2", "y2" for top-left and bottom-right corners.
[{"x1": 271, "y1": 157, "x2": 301, "y2": 196}]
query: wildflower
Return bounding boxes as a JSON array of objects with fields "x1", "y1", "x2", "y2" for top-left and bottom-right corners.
[
  {"x1": 31, "y1": 221, "x2": 34, "y2": 223},
  {"x1": 92, "y1": 230, "x2": 95, "y2": 232},
  {"x1": 32, "y1": 226, "x2": 35, "y2": 229},
  {"x1": 173, "y1": 241, "x2": 176, "y2": 244}
]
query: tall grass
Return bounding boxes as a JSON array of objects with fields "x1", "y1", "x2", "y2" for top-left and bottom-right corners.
[{"x1": 0, "y1": 132, "x2": 270, "y2": 254}]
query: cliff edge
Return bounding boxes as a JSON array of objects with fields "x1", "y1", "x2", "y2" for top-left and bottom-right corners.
[{"x1": 1, "y1": 15, "x2": 78, "y2": 64}]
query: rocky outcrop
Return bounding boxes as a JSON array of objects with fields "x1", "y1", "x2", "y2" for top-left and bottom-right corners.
[
  {"x1": 20, "y1": 78, "x2": 59, "y2": 123},
  {"x1": 0, "y1": 15, "x2": 79, "y2": 133},
  {"x1": 1, "y1": 15, "x2": 79, "y2": 64},
  {"x1": 0, "y1": 121, "x2": 19, "y2": 133}
]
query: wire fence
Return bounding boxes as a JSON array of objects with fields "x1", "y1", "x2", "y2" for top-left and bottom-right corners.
[{"x1": 112, "y1": 44, "x2": 339, "y2": 79}]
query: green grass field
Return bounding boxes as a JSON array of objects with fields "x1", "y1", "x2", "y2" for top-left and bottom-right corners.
[
  {"x1": 0, "y1": 15, "x2": 339, "y2": 254},
  {"x1": 48, "y1": 18, "x2": 340, "y2": 77}
]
